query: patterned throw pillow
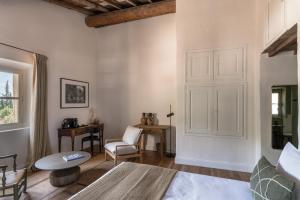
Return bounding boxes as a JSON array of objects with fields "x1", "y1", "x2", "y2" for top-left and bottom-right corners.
[{"x1": 250, "y1": 156, "x2": 295, "y2": 200}]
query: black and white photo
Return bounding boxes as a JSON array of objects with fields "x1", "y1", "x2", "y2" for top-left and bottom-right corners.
[{"x1": 60, "y1": 78, "x2": 89, "y2": 108}]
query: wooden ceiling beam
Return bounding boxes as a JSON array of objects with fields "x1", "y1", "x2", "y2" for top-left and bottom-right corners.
[
  {"x1": 65, "y1": 0, "x2": 109, "y2": 12},
  {"x1": 263, "y1": 24, "x2": 297, "y2": 57},
  {"x1": 97, "y1": 0, "x2": 122, "y2": 9},
  {"x1": 86, "y1": 0, "x2": 110, "y2": 12},
  {"x1": 115, "y1": 0, "x2": 137, "y2": 6},
  {"x1": 268, "y1": 34, "x2": 297, "y2": 57},
  {"x1": 46, "y1": 0, "x2": 94, "y2": 15},
  {"x1": 85, "y1": 0, "x2": 176, "y2": 27}
]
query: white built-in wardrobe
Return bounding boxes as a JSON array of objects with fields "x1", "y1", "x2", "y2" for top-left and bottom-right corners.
[{"x1": 185, "y1": 47, "x2": 247, "y2": 138}]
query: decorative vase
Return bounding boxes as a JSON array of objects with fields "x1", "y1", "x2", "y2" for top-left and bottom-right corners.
[
  {"x1": 141, "y1": 113, "x2": 147, "y2": 125},
  {"x1": 147, "y1": 113, "x2": 154, "y2": 126}
]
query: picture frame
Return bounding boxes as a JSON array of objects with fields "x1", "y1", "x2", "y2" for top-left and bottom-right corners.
[{"x1": 60, "y1": 78, "x2": 89, "y2": 109}]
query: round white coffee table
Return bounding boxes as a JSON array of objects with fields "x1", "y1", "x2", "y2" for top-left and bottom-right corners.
[{"x1": 35, "y1": 151, "x2": 91, "y2": 187}]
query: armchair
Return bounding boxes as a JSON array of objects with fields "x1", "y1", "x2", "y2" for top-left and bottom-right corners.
[
  {"x1": 104, "y1": 126, "x2": 143, "y2": 165},
  {"x1": 0, "y1": 154, "x2": 27, "y2": 200}
]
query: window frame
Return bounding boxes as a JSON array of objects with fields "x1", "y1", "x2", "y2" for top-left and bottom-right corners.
[
  {"x1": 0, "y1": 67, "x2": 25, "y2": 131},
  {"x1": 272, "y1": 88, "x2": 283, "y2": 117}
]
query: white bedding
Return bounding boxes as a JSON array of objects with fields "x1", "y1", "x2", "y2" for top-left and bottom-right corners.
[{"x1": 164, "y1": 171, "x2": 252, "y2": 200}]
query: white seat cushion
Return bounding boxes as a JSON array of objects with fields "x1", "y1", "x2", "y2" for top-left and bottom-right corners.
[
  {"x1": 122, "y1": 126, "x2": 143, "y2": 145},
  {"x1": 277, "y1": 142, "x2": 300, "y2": 200},
  {"x1": 105, "y1": 142, "x2": 138, "y2": 156}
]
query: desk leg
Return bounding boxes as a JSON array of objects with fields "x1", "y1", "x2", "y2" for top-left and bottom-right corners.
[
  {"x1": 71, "y1": 136, "x2": 75, "y2": 151},
  {"x1": 160, "y1": 133, "x2": 164, "y2": 158},
  {"x1": 100, "y1": 128, "x2": 104, "y2": 153},
  {"x1": 141, "y1": 134, "x2": 145, "y2": 151},
  {"x1": 58, "y1": 135, "x2": 62, "y2": 153},
  {"x1": 90, "y1": 132, "x2": 94, "y2": 156}
]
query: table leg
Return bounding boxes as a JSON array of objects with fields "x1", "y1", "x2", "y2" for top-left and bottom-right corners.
[
  {"x1": 160, "y1": 134, "x2": 164, "y2": 158},
  {"x1": 99, "y1": 131, "x2": 101, "y2": 153},
  {"x1": 50, "y1": 166, "x2": 80, "y2": 187},
  {"x1": 58, "y1": 135, "x2": 62, "y2": 153},
  {"x1": 90, "y1": 131, "x2": 94, "y2": 156},
  {"x1": 99, "y1": 128, "x2": 103, "y2": 153},
  {"x1": 141, "y1": 134, "x2": 145, "y2": 151},
  {"x1": 101, "y1": 128, "x2": 104, "y2": 152},
  {"x1": 163, "y1": 130, "x2": 167, "y2": 154},
  {"x1": 71, "y1": 136, "x2": 75, "y2": 151}
]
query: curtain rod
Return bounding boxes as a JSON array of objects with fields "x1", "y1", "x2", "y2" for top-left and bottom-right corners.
[{"x1": 0, "y1": 42, "x2": 37, "y2": 55}]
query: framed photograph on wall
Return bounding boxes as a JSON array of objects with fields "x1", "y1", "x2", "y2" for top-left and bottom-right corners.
[{"x1": 60, "y1": 78, "x2": 89, "y2": 108}]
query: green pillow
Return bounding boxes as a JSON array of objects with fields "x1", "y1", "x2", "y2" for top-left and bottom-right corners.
[{"x1": 250, "y1": 156, "x2": 295, "y2": 200}]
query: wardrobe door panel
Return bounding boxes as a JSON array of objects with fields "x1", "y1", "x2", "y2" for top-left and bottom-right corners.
[
  {"x1": 213, "y1": 47, "x2": 245, "y2": 81},
  {"x1": 186, "y1": 50, "x2": 213, "y2": 82},
  {"x1": 185, "y1": 86, "x2": 213, "y2": 135},
  {"x1": 214, "y1": 85, "x2": 245, "y2": 138}
]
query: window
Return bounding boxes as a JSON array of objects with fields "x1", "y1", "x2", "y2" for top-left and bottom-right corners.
[
  {"x1": 272, "y1": 92, "x2": 279, "y2": 115},
  {"x1": 0, "y1": 71, "x2": 20, "y2": 126},
  {"x1": 272, "y1": 88, "x2": 283, "y2": 116}
]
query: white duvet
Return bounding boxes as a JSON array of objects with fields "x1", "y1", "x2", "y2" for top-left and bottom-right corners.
[{"x1": 164, "y1": 171, "x2": 252, "y2": 200}]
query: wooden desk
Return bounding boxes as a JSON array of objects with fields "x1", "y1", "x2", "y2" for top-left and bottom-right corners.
[
  {"x1": 135, "y1": 124, "x2": 170, "y2": 158},
  {"x1": 58, "y1": 124, "x2": 104, "y2": 155}
]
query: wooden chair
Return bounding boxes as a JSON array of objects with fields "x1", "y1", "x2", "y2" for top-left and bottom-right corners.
[
  {"x1": 105, "y1": 126, "x2": 143, "y2": 165},
  {"x1": 81, "y1": 127, "x2": 104, "y2": 153},
  {"x1": 0, "y1": 154, "x2": 27, "y2": 200}
]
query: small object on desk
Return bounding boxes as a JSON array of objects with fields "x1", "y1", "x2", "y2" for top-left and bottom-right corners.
[
  {"x1": 146, "y1": 113, "x2": 154, "y2": 126},
  {"x1": 62, "y1": 118, "x2": 79, "y2": 129},
  {"x1": 63, "y1": 153, "x2": 85, "y2": 162},
  {"x1": 141, "y1": 113, "x2": 147, "y2": 125}
]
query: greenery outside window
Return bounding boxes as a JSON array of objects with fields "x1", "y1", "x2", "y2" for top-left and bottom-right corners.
[{"x1": 0, "y1": 71, "x2": 22, "y2": 130}]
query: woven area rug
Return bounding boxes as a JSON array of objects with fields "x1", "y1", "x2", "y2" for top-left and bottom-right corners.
[
  {"x1": 77, "y1": 160, "x2": 115, "y2": 186},
  {"x1": 19, "y1": 160, "x2": 116, "y2": 200}
]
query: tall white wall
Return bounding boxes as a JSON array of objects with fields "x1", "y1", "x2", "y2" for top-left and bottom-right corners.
[
  {"x1": 255, "y1": 0, "x2": 300, "y2": 164},
  {"x1": 96, "y1": 14, "x2": 177, "y2": 152},
  {"x1": 176, "y1": 0, "x2": 259, "y2": 172},
  {"x1": 260, "y1": 52, "x2": 298, "y2": 165},
  {"x1": 0, "y1": 0, "x2": 98, "y2": 167}
]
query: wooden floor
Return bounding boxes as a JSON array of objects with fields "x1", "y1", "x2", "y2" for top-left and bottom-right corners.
[{"x1": 18, "y1": 151, "x2": 250, "y2": 200}]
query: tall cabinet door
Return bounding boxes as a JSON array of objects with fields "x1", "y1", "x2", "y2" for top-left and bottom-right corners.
[
  {"x1": 185, "y1": 86, "x2": 214, "y2": 135},
  {"x1": 285, "y1": 0, "x2": 300, "y2": 28},
  {"x1": 214, "y1": 85, "x2": 245, "y2": 138},
  {"x1": 266, "y1": 0, "x2": 286, "y2": 44}
]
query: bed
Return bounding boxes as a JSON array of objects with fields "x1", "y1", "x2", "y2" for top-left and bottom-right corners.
[
  {"x1": 164, "y1": 170, "x2": 251, "y2": 200},
  {"x1": 69, "y1": 162, "x2": 252, "y2": 200}
]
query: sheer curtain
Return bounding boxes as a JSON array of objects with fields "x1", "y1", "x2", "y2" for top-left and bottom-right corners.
[{"x1": 29, "y1": 54, "x2": 50, "y2": 166}]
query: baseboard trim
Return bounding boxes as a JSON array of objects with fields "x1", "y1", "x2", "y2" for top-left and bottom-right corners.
[{"x1": 175, "y1": 156, "x2": 253, "y2": 173}]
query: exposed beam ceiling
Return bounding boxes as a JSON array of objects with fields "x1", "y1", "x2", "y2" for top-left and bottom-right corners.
[
  {"x1": 86, "y1": 0, "x2": 176, "y2": 27},
  {"x1": 45, "y1": 0, "x2": 176, "y2": 27},
  {"x1": 263, "y1": 24, "x2": 297, "y2": 57}
]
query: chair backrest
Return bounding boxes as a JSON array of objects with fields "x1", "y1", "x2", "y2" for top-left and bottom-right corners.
[{"x1": 122, "y1": 126, "x2": 143, "y2": 145}]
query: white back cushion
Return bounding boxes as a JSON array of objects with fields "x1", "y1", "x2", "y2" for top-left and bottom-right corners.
[
  {"x1": 277, "y1": 142, "x2": 300, "y2": 200},
  {"x1": 122, "y1": 126, "x2": 143, "y2": 145}
]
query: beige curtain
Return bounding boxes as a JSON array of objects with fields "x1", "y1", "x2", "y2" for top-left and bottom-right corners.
[{"x1": 30, "y1": 54, "x2": 50, "y2": 166}]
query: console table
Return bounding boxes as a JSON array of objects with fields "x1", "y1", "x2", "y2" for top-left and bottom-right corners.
[
  {"x1": 135, "y1": 124, "x2": 170, "y2": 158},
  {"x1": 58, "y1": 124, "x2": 104, "y2": 155}
]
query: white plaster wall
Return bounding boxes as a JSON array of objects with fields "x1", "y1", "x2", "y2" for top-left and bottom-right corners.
[
  {"x1": 255, "y1": 0, "x2": 300, "y2": 163},
  {"x1": 176, "y1": 0, "x2": 259, "y2": 172},
  {"x1": 0, "y1": 0, "x2": 98, "y2": 167},
  {"x1": 260, "y1": 52, "x2": 298, "y2": 165},
  {"x1": 96, "y1": 14, "x2": 177, "y2": 152}
]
